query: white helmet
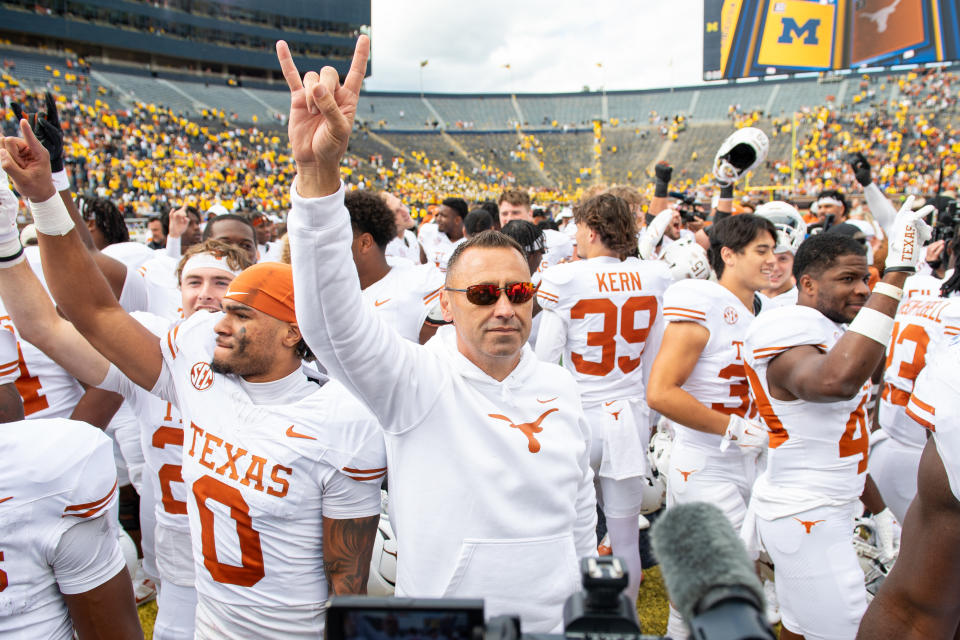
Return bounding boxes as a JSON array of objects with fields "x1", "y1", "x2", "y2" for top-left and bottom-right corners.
[
  {"x1": 367, "y1": 514, "x2": 398, "y2": 596},
  {"x1": 755, "y1": 201, "x2": 807, "y2": 254},
  {"x1": 662, "y1": 236, "x2": 711, "y2": 281},
  {"x1": 639, "y1": 473, "x2": 666, "y2": 515},
  {"x1": 852, "y1": 517, "x2": 896, "y2": 602},
  {"x1": 648, "y1": 430, "x2": 674, "y2": 479},
  {"x1": 713, "y1": 127, "x2": 769, "y2": 186}
]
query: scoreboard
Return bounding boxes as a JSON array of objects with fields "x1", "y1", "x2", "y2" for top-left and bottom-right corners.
[{"x1": 703, "y1": 0, "x2": 960, "y2": 80}]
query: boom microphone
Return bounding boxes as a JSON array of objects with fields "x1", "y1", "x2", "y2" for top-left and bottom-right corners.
[{"x1": 651, "y1": 503, "x2": 775, "y2": 640}]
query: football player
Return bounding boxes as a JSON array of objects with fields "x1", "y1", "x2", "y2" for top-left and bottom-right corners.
[
  {"x1": 418, "y1": 197, "x2": 466, "y2": 272},
  {"x1": 345, "y1": 191, "x2": 443, "y2": 344},
  {"x1": 2, "y1": 120, "x2": 387, "y2": 638},
  {"x1": 857, "y1": 337, "x2": 960, "y2": 639},
  {"x1": 743, "y1": 199, "x2": 932, "y2": 640},
  {"x1": 647, "y1": 213, "x2": 777, "y2": 640},
  {"x1": 536, "y1": 193, "x2": 671, "y2": 604},
  {"x1": 498, "y1": 188, "x2": 573, "y2": 270},
  {"x1": 755, "y1": 201, "x2": 807, "y2": 311}
]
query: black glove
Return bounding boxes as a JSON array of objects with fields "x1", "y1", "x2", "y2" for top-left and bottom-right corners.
[
  {"x1": 719, "y1": 183, "x2": 734, "y2": 199},
  {"x1": 846, "y1": 152, "x2": 871, "y2": 187},
  {"x1": 11, "y1": 93, "x2": 65, "y2": 173},
  {"x1": 654, "y1": 162, "x2": 672, "y2": 198}
]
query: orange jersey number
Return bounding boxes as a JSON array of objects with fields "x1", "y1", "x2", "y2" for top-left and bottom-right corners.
[
  {"x1": 0, "y1": 551, "x2": 7, "y2": 592},
  {"x1": 0, "y1": 317, "x2": 48, "y2": 416},
  {"x1": 193, "y1": 476, "x2": 265, "y2": 587},
  {"x1": 883, "y1": 322, "x2": 930, "y2": 406},
  {"x1": 711, "y1": 363, "x2": 752, "y2": 418},
  {"x1": 152, "y1": 405, "x2": 187, "y2": 515},
  {"x1": 839, "y1": 393, "x2": 870, "y2": 474},
  {"x1": 569, "y1": 296, "x2": 658, "y2": 376}
]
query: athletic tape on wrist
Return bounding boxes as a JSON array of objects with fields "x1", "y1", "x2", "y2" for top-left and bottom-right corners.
[
  {"x1": 29, "y1": 192, "x2": 75, "y2": 236},
  {"x1": 0, "y1": 237, "x2": 24, "y2": 268},
  {"x1": 847, "y1": 306, "x2": 895, "y2": 346},
  {"x1": 51, "y1": 169, "x2": 70, "y2": 192},
  {"x1": 872, "y1": 282, "x2": 903, "y2": 302}
]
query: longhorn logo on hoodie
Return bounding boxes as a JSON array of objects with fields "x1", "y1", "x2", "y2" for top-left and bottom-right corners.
[{"x1": 488, "y1": 408, "x2": 559, "y2": 453}]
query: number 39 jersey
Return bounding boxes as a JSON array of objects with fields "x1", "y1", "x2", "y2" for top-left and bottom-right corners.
[
  {"x1": 879, "y1": 296, "x2": 960, "y2": 447},
  {"x1": 155, "y1": 311, "x2": 386, "y2": 637},
  {"x1": 744, "y1": 305, "x2": 870, "y2": 518},
  {"x1": 661, "y1": 279, "x2": 756, "y2": 447},
  {"x1": 536, "y1": 256, "x2": 671, "y2": 403}
]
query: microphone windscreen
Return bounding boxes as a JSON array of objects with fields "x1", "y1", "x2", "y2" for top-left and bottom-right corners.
[{"x1": 650, "y1": 502, "x2": 764, "y2": 625}]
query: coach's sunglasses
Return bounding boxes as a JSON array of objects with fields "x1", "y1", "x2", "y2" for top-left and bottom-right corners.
[{"x1": 444, "y1": 282, "x2": 538, "y2": 305}]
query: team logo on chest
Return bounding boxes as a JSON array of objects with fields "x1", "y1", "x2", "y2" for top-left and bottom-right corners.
[
  {"x1": 190, "y1": 362, "x2": 214, "y2": 391},
  {"x1": 723, "y1": 306, "x2": 739, "y2": 325},
  {"x1": 488, "y1": 408, "x2": 559, "y2": 453}
]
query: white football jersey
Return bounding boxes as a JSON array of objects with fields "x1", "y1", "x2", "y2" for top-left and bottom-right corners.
[
  {"x1": 662, "y1": 279, "x2": 757, "y2": 447},
  {"x1": 906, "y1": 335, "x2": 960, "y2": 502},
  {"x1": 0, "y1": 419, "x2": 121, "y2": 639},
  {"x1": 902, "y1": 272, "x2": 943, "y2": 299},
  {"x1": 758, "y1": 286, "x2": 798, "y2": 312},
  {"x1": 880, "y1": 296, "x2": 960, "y2": 447},
  {"x1": 385, "y1": 230, "x2": 421, "y2": 265},
  {"x1": 0, "y1": 312, "x2": 83, "y2": 419},
  {"x1": 537, "y1": 256, "x2": 671, "y2": 403},
  {"x1": 155, "y1": 311, "x2": 385, "y2": 636},
  {"x1": 417, "y1": 223, "x2": 463, "y2": 273},
  {"x1": 361, "y1": 263, "x2": 444, "y2": 343},
  {"x1": 745, "y1": 305, "x2": 870, "y2": 518},
  {"x1": 137, "y1": 255, "x2": 183, "y2": 321}
]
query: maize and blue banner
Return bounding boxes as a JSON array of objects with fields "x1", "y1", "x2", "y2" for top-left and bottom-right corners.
[{"x1": 703, "y1": 0, "x2": 960, "y2": 80}]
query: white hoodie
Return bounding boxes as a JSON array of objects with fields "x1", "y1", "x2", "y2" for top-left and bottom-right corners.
[{"x1": 288, "y1": 183, "x2": 597, "y2": 633}]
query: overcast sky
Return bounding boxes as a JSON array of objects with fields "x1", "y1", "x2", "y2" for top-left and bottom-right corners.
[{"x1": 363, "y1": 0, "x2": 706, "y2": 94}]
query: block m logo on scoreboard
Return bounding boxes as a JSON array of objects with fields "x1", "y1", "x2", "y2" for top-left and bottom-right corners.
[
  {"x1": 777, "y1": 16, "x2": 821, "y2": 44},
  {"x1": 757, "y1": 0, "x2": 836, "y2": 70}
]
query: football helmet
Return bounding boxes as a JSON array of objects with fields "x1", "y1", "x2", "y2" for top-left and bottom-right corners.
[
  {"x1": 367, "y1": 492, "x2": 398, "y2": 597},
  {"x1": 661, "y1": 236, "x2": 711, "y2": 281},
  {"x1": 648, "y1": 429, "x2": 674, "y2": 480},
  {"x1": 853, "y1": 515, "x2": 898, "y2": 602},
  {"x1": 639, "y1": 473, "x2": 665, "y2": 515},
  {"x1": 713, "y1": 127, "x2": 769, "y2": 186},
  {"x1": 755, "y1": 201, "x2": 807, "y2": 254}
]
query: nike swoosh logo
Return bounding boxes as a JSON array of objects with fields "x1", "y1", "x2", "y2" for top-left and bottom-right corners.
[
  {"x1": 0, "y1": 496, "x2": 12, "y2": 504},
  {"x1": 375, "y1": 299, "x2": 391, "y2": 307},
  {"x1": 537, "y1": 397, "x2": 558, "y2": 403},
  {"x1": 286, "y1": 425, "x2": 316, "y2": 440},
  {"x1": 604, "y1": 400, "x2": 617, "y2": 406}
]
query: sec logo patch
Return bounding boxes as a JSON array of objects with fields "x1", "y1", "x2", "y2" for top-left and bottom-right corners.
[
  {"x1": 190, "y1": 362, "x2": 214, "y2": 391},
  {"x1": 723, "y1": 306, "x2": 739, "y2": 325}
]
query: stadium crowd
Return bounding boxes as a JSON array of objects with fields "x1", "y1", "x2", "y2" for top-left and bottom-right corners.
[{"x1": 1, "y1": 35, "x2": 960, "y2": 640}]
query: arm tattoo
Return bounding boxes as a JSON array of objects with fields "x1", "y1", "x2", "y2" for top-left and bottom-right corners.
[{"x1": 323, "y1": 515, "x2": 379, "y2": 596}]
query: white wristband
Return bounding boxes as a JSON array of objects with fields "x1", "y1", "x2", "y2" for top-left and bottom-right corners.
[
  {"x1": 847, "y1": 307, "x2": 895, "y2": 346},
  {"x1": 51, "y1": 169, "x2": 70, "y2": 192},
  {"x1": 872, "y1": 282, "x2": 903, "y2": 302},
  {"x1": 28, "y1": 192, "x2": 75, "y2": 236}
]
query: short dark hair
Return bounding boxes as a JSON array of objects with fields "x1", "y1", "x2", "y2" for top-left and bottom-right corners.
[
  {"x1": 441, "y1": 197, "x2": 469, "y2": 220},
  {"x1": 147, "y1": 216, "x2": 162, "y2": 225},
  {"x1": 464, "y1": 209, "x2": 494, "y2": 237},
  {"x1": 203, "y1": 214, "x2": 257, "y2": 244},
  {"x1": 345, "y1": 191, "x2": 397, "y2": 250},
  {"x1": 793, "y1": 233, "x2": 866, "y2": 281},
  {"x1": 81, "y1": 197, "x2": 129, "y2": 245},
  {"x1": 707, "y1": 214, "x2": 777, "y2": 277},
  {"x1": 573, "y1": 193, "x2": 638, "y2": 259},
  {"x1": 500, "y1": 220, "x2": 544, "y2": 254},
  {"x1": 445, "y1": 230, "x2": 525, "y2": 282}
]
